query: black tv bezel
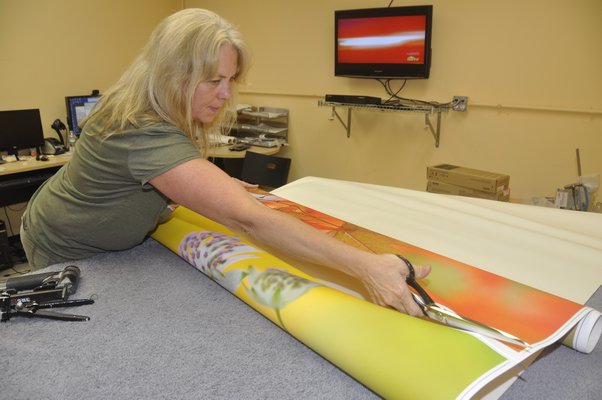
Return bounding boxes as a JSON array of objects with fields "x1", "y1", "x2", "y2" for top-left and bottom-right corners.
[{"x1": 334, "y1": 5, "x2": 433, "y2": 79}]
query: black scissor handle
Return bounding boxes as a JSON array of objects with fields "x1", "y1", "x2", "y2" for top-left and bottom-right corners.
[{"x1": 396, "y1": 255, "x2": 435, "y2": 308}]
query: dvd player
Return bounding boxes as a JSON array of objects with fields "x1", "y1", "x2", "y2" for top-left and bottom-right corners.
[{"x1": 325, "y1": 94, "x2": 381, "y2": 105}]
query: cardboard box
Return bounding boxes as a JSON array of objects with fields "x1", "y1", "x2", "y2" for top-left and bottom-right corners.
[
  {"x1": 427, "y1": 180, "x2": 510, "y2": 201},
  {"x1": 427, "y1": 164, "x2": 510, "y2": 193}
]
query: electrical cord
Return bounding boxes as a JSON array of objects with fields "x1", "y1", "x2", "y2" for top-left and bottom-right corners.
[
  {"x1": 379, "y1": 79, "x2": 407, "y2": 105},
  {"x1": 376, "y1": 78, "x2": 455, "y2": 110}
]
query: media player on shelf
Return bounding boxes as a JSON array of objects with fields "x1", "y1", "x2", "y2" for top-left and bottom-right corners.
[{"x1": 324, "y1": 94, "x2": 382, "y2": 105}]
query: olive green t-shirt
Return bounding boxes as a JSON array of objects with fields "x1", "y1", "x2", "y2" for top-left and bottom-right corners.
[{"x1": 24, "y1": 122, "x2": 201, "y2": 264}]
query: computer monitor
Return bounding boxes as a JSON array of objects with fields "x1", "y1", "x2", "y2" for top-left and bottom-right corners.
[
  {"x1": 0, "y1": 109, "x2": 45, "y2": 157},
  {"x1": 65, "y1": 94, "x2": 100, "y2": 136}
]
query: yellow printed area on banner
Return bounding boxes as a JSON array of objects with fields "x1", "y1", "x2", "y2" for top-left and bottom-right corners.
[
  {"x1": 283, "y1": 286, "x2": 505, "y2": 399},
  {"x1": 152, "y1": 208, "x2": 505, "y2": 399}
]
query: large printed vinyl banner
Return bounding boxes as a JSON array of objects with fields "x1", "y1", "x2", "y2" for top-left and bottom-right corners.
[{"x1": 152, "y1": 185, "x2": 601, "y2": 399}]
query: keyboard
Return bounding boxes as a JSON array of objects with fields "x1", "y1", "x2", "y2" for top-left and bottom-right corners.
[{"x1": 0, "y1": 169, "x2": 58, "y2": 206}]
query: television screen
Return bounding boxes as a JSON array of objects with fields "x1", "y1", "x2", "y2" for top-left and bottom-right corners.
[
  {"x1": 65, "y1": 95, "x2": 100, "y2": 136},
  {"x1": 335, "y1": 5, "x2": 433, "y2": 79},
  {"x1": 0, "y1": 109, "x2": 45, "y2": 156}
]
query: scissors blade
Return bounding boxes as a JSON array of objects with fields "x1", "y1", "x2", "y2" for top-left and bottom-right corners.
[{"x1": 414, "y1": 295, "x2": 529, "y2": 348}]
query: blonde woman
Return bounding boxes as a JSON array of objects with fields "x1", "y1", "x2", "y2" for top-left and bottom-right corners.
[{"x1": 20, "y1": 9, "x2": 429, "y2": 316}]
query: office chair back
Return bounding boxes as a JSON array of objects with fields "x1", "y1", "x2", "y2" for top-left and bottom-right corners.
[{"x1": 241, "y1": 151, "x2": 291, "y2": 190}]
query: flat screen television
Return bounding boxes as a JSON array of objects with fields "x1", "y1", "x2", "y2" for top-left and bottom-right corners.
[
  {"x1": 335, "y1": 5, "x2": 433, "y2": 79},
  {"x1": 0, "y1": 109, "x2": 45, "y2": 156},
  {"x1": 65, "y1": 94, "x2": 100, "y2": 136}
]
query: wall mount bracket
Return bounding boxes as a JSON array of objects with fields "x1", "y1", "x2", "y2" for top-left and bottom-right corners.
[{"x1": 319, "y1": 100, "x2": 443, "y2": 147}]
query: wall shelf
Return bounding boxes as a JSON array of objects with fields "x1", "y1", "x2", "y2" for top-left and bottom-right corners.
[{"x1": 318, "y1": 100, "x2": 443, "y2": 147}]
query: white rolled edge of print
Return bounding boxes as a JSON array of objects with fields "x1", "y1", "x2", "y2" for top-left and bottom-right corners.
[{"x1": 562, "y1": 308, "x2": 602, "y2": 353}]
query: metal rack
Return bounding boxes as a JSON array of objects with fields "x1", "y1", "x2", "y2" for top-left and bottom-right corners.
[
  {"x1": 233, "y1": 106, "x2": 289, "y2": 147},
  {"x1": 318, "y1": 100, "x2": 443, "y2": 147}
]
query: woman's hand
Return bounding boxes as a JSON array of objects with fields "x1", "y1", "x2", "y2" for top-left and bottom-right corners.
[{"x1": 358, "y1": 253, "x2": 431, "y2": 316}]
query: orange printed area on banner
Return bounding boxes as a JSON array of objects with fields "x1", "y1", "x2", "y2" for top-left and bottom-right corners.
[{"x1": 250, "y1": 189, "x2": 584, "y2": 346}]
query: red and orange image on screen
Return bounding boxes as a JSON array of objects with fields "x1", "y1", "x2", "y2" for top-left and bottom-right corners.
[{"x1": 337, "y1": 15, "x2": 426, "y2": 64}]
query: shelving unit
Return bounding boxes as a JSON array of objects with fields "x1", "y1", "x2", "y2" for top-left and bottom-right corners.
[
  {"x1": 232, "y1": 106, "x2": 288, "y2": 148},
  {"x1": 318, "y1": 100, "x2": 444, "y2": 147}
]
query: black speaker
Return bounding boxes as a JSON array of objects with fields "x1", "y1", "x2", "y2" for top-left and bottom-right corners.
[{"x1": 0, "y1": 220, "x2": 13, "y2": 271}]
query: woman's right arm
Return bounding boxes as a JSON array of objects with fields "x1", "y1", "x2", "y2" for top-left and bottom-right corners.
[{"x1": 150, "y1": 158, "x2": 431, "y2": 316}]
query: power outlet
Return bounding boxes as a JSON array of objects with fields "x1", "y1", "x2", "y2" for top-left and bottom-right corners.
[{"x1": 452, "y1": 96, "x2": 468, "y2": 111}]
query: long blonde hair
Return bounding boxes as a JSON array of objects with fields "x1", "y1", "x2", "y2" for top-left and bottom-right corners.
[{"x1": 83, "y1": 8, "x2": 250, "y2": 156}]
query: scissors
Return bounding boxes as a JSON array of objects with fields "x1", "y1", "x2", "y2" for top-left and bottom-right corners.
[{"x1": 397, "y1": 255, "x2": 529, "y2": 348}]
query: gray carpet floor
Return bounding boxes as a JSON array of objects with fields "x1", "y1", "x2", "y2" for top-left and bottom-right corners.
[{"x1": 1, "y1": 238, "x2": 600, "y2": 399}]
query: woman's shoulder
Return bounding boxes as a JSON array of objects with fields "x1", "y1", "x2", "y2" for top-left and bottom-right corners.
[{"x1": 128, "y1": 122, "x2": 184, "y2": 136}]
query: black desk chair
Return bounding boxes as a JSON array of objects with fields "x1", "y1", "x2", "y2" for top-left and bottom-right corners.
[{"x1": 241, "y1": 151, "x2": 291, "y2": 190}]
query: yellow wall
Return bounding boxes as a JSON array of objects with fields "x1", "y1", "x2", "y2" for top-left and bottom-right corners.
[
  {"x1": 1, "y1": 0, "x2": 601, "y2": 207},
  {"x1": 188, "y1": 0, "x2": 602, "y2": 203},
  {"x1": 0, "y1": 0, "x2": 181, "y2": 235},
  {"x1": 0, "y1": 0, "x2": 181, "y2": 137}
]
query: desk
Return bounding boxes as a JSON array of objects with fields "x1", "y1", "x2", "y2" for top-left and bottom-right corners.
[
  {"x1": 0, "y1": 153, "x2": 71, "y2": 236},
  {"x1": 0, "y1": 147, "x2": 275, "y2": 174},
  {"x1": 0, "y1": 153, "x2": 71, "y2": 177},
  {"x1": 207, "y1": 144, "x2": 281, "y2": 159},
  {"x1": 0, "y1": 154, "x2": 72, "y2": 206}
]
